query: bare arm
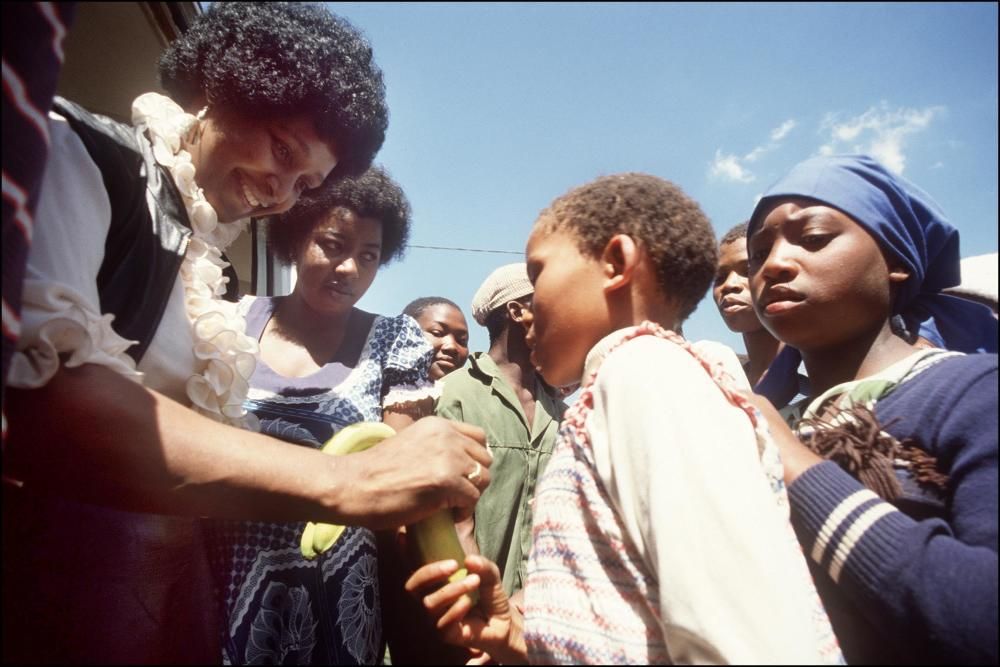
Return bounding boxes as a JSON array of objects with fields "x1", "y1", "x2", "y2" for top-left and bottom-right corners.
[{"x1": 4, "y1": 363, "x2": 491, "y2": 528}]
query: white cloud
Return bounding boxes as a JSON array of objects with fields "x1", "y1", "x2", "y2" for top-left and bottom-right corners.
[
  {"x1": 818, "y1": 102, "x2": 944, "y2": 174},
  {"x1": 770, "y1": 119, "x2": 796, "y2": 141},
  {"x1": 744, "y1": 145, "x2": 768, "y2": 163},
  {"x1": 710, "y1": 118, "x2": 798, "y2": 182},
  {"x1": 710, "y1": 150, "x2": 756, "y2": 183}
]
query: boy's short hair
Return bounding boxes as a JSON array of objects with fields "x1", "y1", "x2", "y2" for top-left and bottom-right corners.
[
  {"x1": 268, "y1": 165, "x2": 410, "y2": 266},
  {"x1": 720, "y1": 221, "x2": 749, "y2": 247},
  {"x1": 536, "y1": 173, "x2": 717, "y2": 321}
]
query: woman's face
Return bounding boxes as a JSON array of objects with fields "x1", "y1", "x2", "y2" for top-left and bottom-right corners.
[
  {"x1": 415, "y1": 304, "x2": 470, "y2": 380},
  {"x1": 294, "y1": 208, "x2": 382, "y2": 316},
  {"x1": 188, "y1": 109, "x2": 338, "y2": 223},
  {"x1": 747, "y1": 198, "x2": 904, "y2": 352},
  {"x1": 713, "y1": 238, "x2": 763, "y2": 335}
]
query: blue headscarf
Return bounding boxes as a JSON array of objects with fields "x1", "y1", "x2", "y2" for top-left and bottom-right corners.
[{"x1": 748, "y1": 154, "x2": 998, "y2": 407}]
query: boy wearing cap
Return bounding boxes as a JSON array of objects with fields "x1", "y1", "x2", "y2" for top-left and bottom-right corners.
[{"x1": 435, "y1": 263, "x2": 568, "y2": 602}]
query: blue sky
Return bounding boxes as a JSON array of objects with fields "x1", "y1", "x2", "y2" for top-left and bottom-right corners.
[{"x1": 326, "y1": 1, "x2": 998, "y2": 355}]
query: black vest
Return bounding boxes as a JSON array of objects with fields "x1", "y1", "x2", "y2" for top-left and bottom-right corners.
[{"x1": 52, "y1": 97, "x2": 192, "y2": 363}]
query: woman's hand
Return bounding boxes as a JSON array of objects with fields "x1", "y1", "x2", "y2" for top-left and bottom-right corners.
[
  {"x1": 741, "y1": 392, "x2": 823, "y2": 485},
  {"x1": 336, "y1": 417, "x2": 493, "y2": 528},
  {"x1": 405, "y1": 555, "x2": 528, "y2": 665}
]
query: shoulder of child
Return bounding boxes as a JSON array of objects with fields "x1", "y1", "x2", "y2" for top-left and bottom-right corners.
[
  {"x1": 897, "y1": 351, "x2": 997, "y2": 404},
  {"x1": 596, "y1": 335, "x2": 721, "y2": 400}
]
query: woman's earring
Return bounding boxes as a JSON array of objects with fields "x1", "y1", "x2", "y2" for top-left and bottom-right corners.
[{"x1": 189, "y1": 106, "x2": 209, "y2": 144}]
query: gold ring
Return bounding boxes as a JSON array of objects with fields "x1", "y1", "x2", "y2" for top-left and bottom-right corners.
[{"x1": 466, "y1": 461, "x2": 482, "y2": 484}]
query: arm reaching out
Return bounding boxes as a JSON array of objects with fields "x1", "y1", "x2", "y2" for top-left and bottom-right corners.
[{"x1": 5, "y1": 363, "x2": 491, "y2": 528}]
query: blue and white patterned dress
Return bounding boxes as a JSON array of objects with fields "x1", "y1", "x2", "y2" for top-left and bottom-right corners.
[{"x1": 206, "y1": 295, "x2": 435, "y2": 665}]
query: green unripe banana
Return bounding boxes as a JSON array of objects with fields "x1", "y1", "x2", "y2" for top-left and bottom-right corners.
[
  {"x1": 321, "y1": 421, "x2": 397, "y2": 456},
  {"x1": 298, "y1": 421, "x2": 479, "y2": 604},
  {"x1": 300, "y1": 422, "x2": 397, "y2": 560},
  {"x1": 411, "y1": 507, "x2": 479, "y2": 606},
  {"x1": 300, "y1": 521, "x2": 318, "y2": 560}
]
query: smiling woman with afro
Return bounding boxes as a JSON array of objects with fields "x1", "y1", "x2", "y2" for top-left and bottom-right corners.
[{"x1": 159, "y1": 1, "x2": 389, "y2": 179}]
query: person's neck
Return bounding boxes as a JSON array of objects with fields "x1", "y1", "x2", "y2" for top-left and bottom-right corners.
[
  {"x1": 742, "y1": 327, "x2": 783, "y2": 386},
  {"x1": 488, "y1": 327, "x2": 536, "y2": 394},
  {"x1": 273, "y1": 291, "x2": 352, "y2": 352},
  {"x1": 608, "y1": 290, "x2": 680, "y2": 335},
  {"x1": 801, "y1": 321, "x2": 920, "y2": 397}
]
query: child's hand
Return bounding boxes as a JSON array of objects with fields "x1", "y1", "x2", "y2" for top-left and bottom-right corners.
[
  {"x1": 405, "y1": 555, "x2": 527, "y2": 664},
  {"x1": 742, "y1": 391, "x2": 823, "y2": 485}
]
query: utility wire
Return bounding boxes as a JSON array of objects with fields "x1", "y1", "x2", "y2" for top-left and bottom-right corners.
[{"x1": 409, "y1": 244, "x2": 522, "y2": 255}]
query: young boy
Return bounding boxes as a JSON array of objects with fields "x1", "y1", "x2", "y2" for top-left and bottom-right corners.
[
  {"x1": 714, "y1": 221, "x2": 785, "y2": 385},
  {"x1": 713, "y1": 221, "x2": 810, "y2": 418},
  {"x1": 406, "y1": 173, "x2": 842, "y2": 665}
]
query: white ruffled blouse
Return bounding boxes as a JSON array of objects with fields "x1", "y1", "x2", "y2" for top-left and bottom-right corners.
[{"x1": 9, "y1": 94, "x2": 258, "y2": 430}]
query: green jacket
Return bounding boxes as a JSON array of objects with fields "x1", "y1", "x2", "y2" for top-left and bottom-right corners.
[{"x1": 436, "y1": 352, "x2": 567, "y2": 595}]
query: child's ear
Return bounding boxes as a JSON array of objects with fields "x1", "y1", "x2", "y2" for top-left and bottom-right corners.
[{"x1": 602, "y1": 234, "x2": 640, "y2": 293}]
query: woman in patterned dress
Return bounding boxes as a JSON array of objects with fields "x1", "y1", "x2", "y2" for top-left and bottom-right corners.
[{"x1": 208, "y1": 166, "x2": 446, "y2": 664}]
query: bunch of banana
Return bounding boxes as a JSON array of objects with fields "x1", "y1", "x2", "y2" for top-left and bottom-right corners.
[
  {"x1": 300, "y1": 421, "x2": 397, "y2": 560},
  {"x1": 301, "y1": 422, "x2": 476, "y2": 606}
]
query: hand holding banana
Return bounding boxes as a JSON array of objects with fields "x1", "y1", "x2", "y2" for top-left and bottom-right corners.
[
  {"x1": 300, "y1": 421, "x2": 487, "y2": 603},
  {"x1": 300, "y1": 422, "x2": 399, "y2": 559}
]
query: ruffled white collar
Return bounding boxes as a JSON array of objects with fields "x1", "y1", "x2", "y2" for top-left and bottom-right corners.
[{"x1": 132, "y1": 92, "x2": 259, "y2": 430}]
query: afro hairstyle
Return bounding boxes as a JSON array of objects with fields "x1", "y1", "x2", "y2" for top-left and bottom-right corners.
[
  {"x1": 535, "y1": 172, "x2": 717, "y2": 321},
  {"x1": 158, "y1": 2, "x2": 388, "y2": 180},
  {"x1": 268, "y1": 164, "x2": 410, "y2": 266}
]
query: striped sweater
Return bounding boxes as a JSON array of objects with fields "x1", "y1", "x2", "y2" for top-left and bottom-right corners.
[
  {"x1": 524, "y1": 323, "x2": 842, "y2": 664},
  {"x1": 787, "y1": 351, "x2": 998, "y2": 664}
]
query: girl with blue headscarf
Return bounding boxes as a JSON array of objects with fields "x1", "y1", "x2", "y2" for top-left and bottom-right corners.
[{"x1": 744, "y1": 154, "x2": 997, "y2": 664}]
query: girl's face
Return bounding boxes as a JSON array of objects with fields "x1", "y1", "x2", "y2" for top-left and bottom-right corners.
[
  {"x1": 294, "y1": 208, "x2": 382, "y2": 316},
  {"x1": 415, "y1": 304, "x2": 470, "y2": 380},
  {"x1": 713, "y1": 238, "x2": 763, "y2": 335},
  {"x1": 747, "y1": 198, "x2": 905, "y2": 352},
  {"x1": 524, "y1": 224, "x2": 612, "y2": 388},
  {"x1": 188, "y1": 108, "x2": 338, "y2": 223}
]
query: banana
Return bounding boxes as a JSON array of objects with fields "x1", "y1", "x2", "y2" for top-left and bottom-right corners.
[
  {"x1": 300, "y1": 521, "x2": 318, "y2": 560},
  {"x1": 299, "y1": 421, "x2": 478, "y2": 605},
  {"x1": 300, "y1": 422, "x2": 397, "y2": 560},
  {"x1": 411, "y1": 508, "x2": 479, "y2": 605},
  {"x1": 321, "y1": 421, "x2": 397, "y2": 456}
]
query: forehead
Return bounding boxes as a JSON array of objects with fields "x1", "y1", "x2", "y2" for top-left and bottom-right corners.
[
  {"x1": 421, "y1": 303, "x2": 466, "y2": 326},
  {"x1": 314, "y1": 209, "x2": 382, "y2": 240},
  {"x1": 526, "y1": 224, "x2": 574, "y2": 258},
  {"x1": 277, "y1": 115, "x2": 337, "y2": 153},
  {"x1": 754, "y1": 198, "x2": 857, "y2": 234},
  {"x1": 718, "y1": 238, "x2": 747, "y2": 262}
]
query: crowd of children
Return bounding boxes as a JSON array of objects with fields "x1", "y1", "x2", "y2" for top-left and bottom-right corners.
[{"x1": 406, "y1": 159, "x2": 997, "y2": 665}]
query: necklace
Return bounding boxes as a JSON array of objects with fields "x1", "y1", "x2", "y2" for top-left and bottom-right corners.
[{"x1": 132, "y1": 92, "x2": 259, "y2": 431}]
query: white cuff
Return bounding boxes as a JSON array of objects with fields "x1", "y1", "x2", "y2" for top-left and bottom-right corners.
[
  {"x1": 8, "y1": 280, "x2": 142, "y2": 388},
  {"x1": 383, "y1": 380, "x2": 441, "y2": 410}
]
